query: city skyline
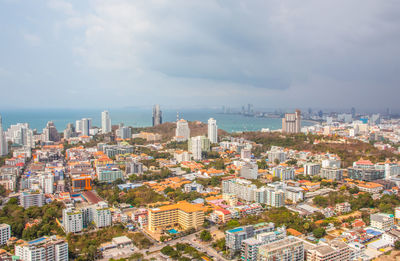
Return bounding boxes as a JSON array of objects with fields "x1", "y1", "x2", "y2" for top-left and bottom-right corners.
[{"x1": 0, "y1": 1, "x2": 400, "y2": 110}]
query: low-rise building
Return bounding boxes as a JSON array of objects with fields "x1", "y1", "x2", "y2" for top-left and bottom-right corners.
[
  {"x1": 20, "y1": 191, "x2": 45, "y2": 209},
  {"x1": 370, "y1": 213, "x2": 394, "y2": 231},
  {"x1": 258, "y1": 236, "x2": 304, "y2": 261},
  {"x1": 0, "y1": 224, "x2": 11, "y2": 245}
]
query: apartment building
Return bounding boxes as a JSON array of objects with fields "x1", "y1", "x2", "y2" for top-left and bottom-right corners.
[
  {"x1": 258, "y1": 236, "x2": 304, "y2": 261},
  {"x1": 320, "y1": 167, "x2": 343, "y2": 181},
  {"x1": 306, "y1": 240, "x2": 351, "y2": 261},
  {"x1": 370, "y1": 213, "x2": 394, "y2": 231},
  {"x1": 20, "y1": 191, "x2": 45, "y2": 209},
  {"x1": 148, "y1": 201, "x2": 204, "y2": 232},
  {"x1": 225, "y1": 222, "x2": 275, "y2": 253},
  {"x1": 0, "y1": 224, "x2": 11, "y2": 245},
  {"x1": 304, "y1": 163, "x2": 321, "y2": 176},
  {"x1": 15, "y1": 236, "x2": 68, "y2": 261}
]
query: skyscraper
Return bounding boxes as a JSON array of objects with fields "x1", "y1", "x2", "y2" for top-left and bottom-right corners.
[
  {"x1": 208, "y1": 118, "x2": 218, "y2": 143},
  {"x1": 282, "y1": 110, "x2": 301, "y2": 133},
  {"x1": 0, "y1": 115, "x2": 8, "y2": 156},
  {"x1": 43, "y1": 121, "x2": 60, "y2": 142},
  {"x1": 101, "y1": 111, "x2": 111, "y2": 134},
  {"x1": 81, "y1": 118, "x2": 91, "y2": 136},
  {"x1": 152, "y1": 104, "x2": 162, "y2": 126},
  {"x1": 175, "y1": 119, "x2": 190, "y2": 141}
]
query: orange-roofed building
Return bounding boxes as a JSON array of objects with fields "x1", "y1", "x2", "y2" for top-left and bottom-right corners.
[
  {"x1": 148, "y1": 201, "x2": 205, "y2": 232},
  {"x1": 287, "y1": 228, "x2": 303, "y2": 237},
  {"x1": 71, "y1": 175, "x2": 92, "y2": 192}
]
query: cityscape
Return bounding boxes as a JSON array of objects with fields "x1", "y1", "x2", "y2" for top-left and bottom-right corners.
[{"x1": 1, "y1": 1, "x2": 400, "y2": 261}]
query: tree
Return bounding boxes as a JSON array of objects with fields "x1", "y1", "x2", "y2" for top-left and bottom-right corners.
[
  {"x1": 200, "y1": 230, "x2": 212, "y2": 242},
  {"x1": 272, "y1": 176, "x2": 281, "y2": 182},
  {"x1": 274, "y1": 159, "x2": 280, "y2": 165},
  {"x1": 161, "y1": 246, "x2": 175, "y2": 256},
  {"x1": 313, "y1": 227, "x2": 326, "y2": 238},
  {"x1": 395, "y1": 240, "x2": 400, "y2": 250}
]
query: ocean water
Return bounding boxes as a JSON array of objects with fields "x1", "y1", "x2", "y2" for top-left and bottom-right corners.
[{"x1": 0, "y1": 108, "x2": 313, "y2": 133}]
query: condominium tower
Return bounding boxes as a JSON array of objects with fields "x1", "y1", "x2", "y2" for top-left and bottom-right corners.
[
  {"x1": 152, "y1": 104, "x2": 162, "y2": 126},
  {"x1": 0, "y1": 115, "x2": 8, "y2": 156},
  {"x1": 282, "y1": 110, "x2": 301, "y2": 133},
  {"x1": 208, "y1": 118, "x2": 218, "y2": 143},
  {"x1": 101, "y1": 111, "x2": 111, "y2": 134}
]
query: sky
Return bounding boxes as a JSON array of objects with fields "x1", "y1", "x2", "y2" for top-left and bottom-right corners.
[{"x1": 0, "y1": 0, "x2": 400, "y2": 112}]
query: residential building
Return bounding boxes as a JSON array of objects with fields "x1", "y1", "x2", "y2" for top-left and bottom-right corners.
[
  {"x1": 321, "y1": 158, "x2": 341, "y2": 168},
  {"x1": 241, "y1": 148, "x2": 252, "y2": 160},
  {"x1": 189, "y1": 136, "x2": 203, "y2": 161},
  {"x1": 97, "y1": 167, "x2": 123, "y2": 183},
  {"x1": 208, "y1": 118, "x2": 218, "y2": 143},
  {"x1": 92, "y1": 201, "x2": 112, "y2": 228},
  {"x1": 272, "y1": 166, "x2": 294, "y2": 181},
  {"x1": 282, "y1": 110, "x2": 301, "y2": 134},
  {"x1": 15, "y1": 236, "x2": 68, "y2": 261},
  {"x1": 320, "y1": 167, "x2": 343, "y2": 181},
  {"x1": 335, "y1": 202, "x2": 351, "y2": 214},
  {"x1": 174, "y1": 150, "x2": 191, "y2": 163},
  {"x1": 0, "y1": 115, "x2": 8, "y2": 156},
  {"x1": 306, "y1": 240, "x2": 351, "y2": 261},
  {"x1": 101, "y1": 111, "x2": 111, "y2": 134},
  {"x1": 20, "y1": 191, "x2": 45, "y2": 209},
  {"x1": 267, "y1": 147, "x2": 286, "y2": 164},
  {"x1": 175, "y1": 119, "x2": 190, "y2": 141},
  {"x1": 62, "y1": 208, "x2": 83, "y2": 233},
  {"x1": 0, "y1": 224, "x2": 11, "y2": 245},
  {"x1": 258, "y1": 236, "x2": 304, "y2": 261},
  {"x1": 43, "y1": 121, "x2": 60, "y2": 142},
  {"x1": 226, "y1": 222, "x2": 275, "y2": 253},
  {"x1": 101, "y1": 143, "x2": 134, "y2": 158},
  {"x1": 285, "y1": 186, "x2": 304, "y2": 203},
  {"x1": 356, "y1": 182, "x2": 383, "y2": 193},
  {"x1": 117, "y1": 125, "x2": 131, "y2": 139},
  {"x1": 80, "y1": 118, "x2": 91, "y2": 137},
  {"x1": 370, "y1": 213, "x2": 394, "y2": 231},
  {"x1": 125, "y1": 159, "x2": 143, "y2": 175},
  {"x1": 148, "y1": 201, "x2": 204, "y2": 232},
  {"x1": 240, "y1": 163, "x2": 258, "y2": 179},
  {"x1": 348, "y1": 167, "x2": 385, "y2": 181},
  {"x1": 304, "y1": 163, "x2": 321, "y2": 176},
  {"x1": 152, "y1": 104, "x2": 162, "y2": 126},
  {"x1": 382, "y1": 229, "x2": 400, "y2": 246},
  {"x1": 241, "y1": 227, "x2": 286, "y2": 261},
  {"x1": 183, "y1": 181, "x2": 204, "y2": 193}
]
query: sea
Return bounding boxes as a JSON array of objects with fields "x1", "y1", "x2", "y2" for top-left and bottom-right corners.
[{"x1": 0, "y1": 108, "x2": 314, "y2": 133}]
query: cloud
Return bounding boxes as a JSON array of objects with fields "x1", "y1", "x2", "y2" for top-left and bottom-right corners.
[
  {"x1": 47, "y1": 0, "x2": 76, "y2": 15},
  {"x1": 22, "y1": 33, "x2": 42, "y2": 46}
]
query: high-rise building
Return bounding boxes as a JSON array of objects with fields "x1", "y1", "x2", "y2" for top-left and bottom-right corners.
[
  {"x1": 282, "y1": 110, "x2": 301, "y2": 133},
  {"x1": 15, "y1": 236, "x2": 68, "y2": 261},
  {"x1": 117, "y1": 125, "x2": 131, "y2": 139},
  {"x1": 63, "y1": 123, "x2": 75, "y2": 140},
  {"x1": 189, "y1": 136, "x2": 203, "y2": 161},
  {"x1": 208, "y1": 118, "x2": 218, "y2": 143},
  {"x1": 0, "y1": 115, "x2": 8, "y2": 156},
  {"x1": 20, "y1": 191, "x2": 45, "y2": 209},
  {"x1": 148, "y1": 201, "x2": 204, "y2": 232},
  {"x1": 0, "y1": 224, "x2": 11, "y2": 245},
  {"x1": 43, "y1": 121, "x2": 60, "y2": 142},
  {"x1": 101, "y1": 111, "x2": 112, "y2": 134},
  {"x1": 240, "y1": 162, "x2": 258, "y2": 179},
  {"x1": 175, "y1": 119, "x2": 190, "y2": 141},
  {"x1": 258, "y1": 236, "x2": 304, "y2": 261},
  {"x1": 81, "y1": 118, "x2": 91, "y2": 136},
  {"x1": 62, "y1": 208, "x2": 83, "y2": 233},
  {"x1": 75, "y1": 120, "x2": 82, "y2": 134},
  {"x1": 152, "y1": 105, "x2": 162, "y2": 126},
  {"x1": 6, "y1": 123, "x2": 35, "y2": 148}
]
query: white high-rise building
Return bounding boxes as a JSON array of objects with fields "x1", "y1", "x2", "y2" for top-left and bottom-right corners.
[
  {"x1": 62, "y1": 208, "x2": 83, "y2": 233},
  {"x1": 0, "y1": 115, "x2": 8, "y2": 156},
  {"x1": 101, "y1": 111, "x2": 111, "y2": 134},
  {"x1": 175, "y1": 119, "x2": 190, "y2": 141},
  {"x1": 208, "y1": 118, "x2": 218, "y2": 143},
  {"x1": 15, "y1": 236, "x2": 68, "y2": 261},
  {"x1": 152, "y1": 105, "x2": 162, "y2": 126},
  {"x1": 75, "y1": 120, "x2": 82, "y2": 134},
  {"x1": 92, "y1": 202, "x2": 112, "y2": 228},
  {"x1": 5, "y1": 123, "x2": 34, "y2": 148},
  {"x1": 40, "y1": 174, "x2": 54, "y2": 194},
  {"x1": 189, "y1": 136, "x2": 202, "y2": 161},
  {"x1": 81, "y1": 118, "x2": 91, "y2": 136},
  {"x1": 0, "y1": 223, "x2": 11, "y2": 245}
]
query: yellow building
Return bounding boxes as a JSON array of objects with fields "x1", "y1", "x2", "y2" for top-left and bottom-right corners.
[{"x1": 148, "y1": 201, "x2": 205, "y2": 232}]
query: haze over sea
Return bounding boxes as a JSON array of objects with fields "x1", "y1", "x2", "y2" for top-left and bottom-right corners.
[{"x1": 0, "y1": 109, "x2": 314, "y2": 133}]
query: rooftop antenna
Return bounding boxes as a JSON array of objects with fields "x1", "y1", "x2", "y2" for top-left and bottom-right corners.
[{"x1": 176, "y1": 111, "x2": 179, "y2": 122}]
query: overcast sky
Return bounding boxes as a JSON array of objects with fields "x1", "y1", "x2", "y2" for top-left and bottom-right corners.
[{"x1": 0, "y1": 0, "x2": 399, "y2": 112}]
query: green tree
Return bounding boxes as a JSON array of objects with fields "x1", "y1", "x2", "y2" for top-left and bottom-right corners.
[
  {"x1": 200, "y1": 230, "x2": 212, "y2": 242},
  {"x1": 313, "y1": 227, "x2": 326, "y2": 238}
]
